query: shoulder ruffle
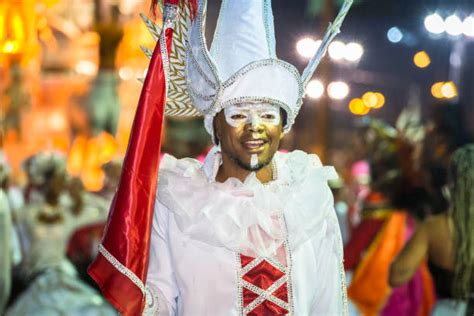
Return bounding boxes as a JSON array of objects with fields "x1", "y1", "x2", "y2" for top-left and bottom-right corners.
[{"x1": 157, "y1": 151, "x2": 340, "y2": 257}]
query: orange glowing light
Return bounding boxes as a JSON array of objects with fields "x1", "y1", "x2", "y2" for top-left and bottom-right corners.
[
  {"x1": 48, "y1": 111, "x2": 67, "y2": 131},
  {"x1": 41, "y1": 0, "x2": 61, "y2": 7},
  {"x1": 362, "y1": 92, "x2": 378, "y2": 108},
  {"x1": 66, "y1": 133, "x2": 120, "y2": 192},
  {"x1": 431, "y1": 82, "x2": 445, "y2": 99},
  {"x1": 81, "y1": 168, "x2": 105, "y2": 192},
  {"x1": 413, "y1": 51, "x2": 431, "y2": 68},
  {"x1": 95, "y1": 132, "x2": 119, "y2": 163},
  {"x1": 0, "y1": 8, "x2": 26, "y2": 54},
  {"x1": 349, "y1": 98, "x2": 370, "y2": 115},
  {"x1": 373, "y1": 92, "x2": 386, "y2": 109},
  {"x1": 0, "y1": 0, "x2": 40, "y2": 62},
  {"x1": 67, "y1": 135, "x2": 88, "y2": 176}
]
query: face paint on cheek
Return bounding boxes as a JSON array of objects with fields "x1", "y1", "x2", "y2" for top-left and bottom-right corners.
[
  {"x1": 250, "y1": 154, "x2": 258, "y2": 169},
  {"x1": 224, "y1": 107, "x2": 249, "y2": 128}
]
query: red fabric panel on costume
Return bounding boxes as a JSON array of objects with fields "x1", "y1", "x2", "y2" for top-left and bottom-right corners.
[
  {"x1": 88, "y1": 28, "x2": 173, "y2": 316},
  {"x1": 240, "y1": 254, "x2": 255, "y2": 268},
  {"x1": 273, "y1": 283, "x2": 289, "y2": 303},
  {"x1": 240, "y1": 254, "x2": 289, "y2": 315},
  {"x1": 243, "y1": 288, "x2": 260, "y2": 308},
  {"x1": 243, "y1": 260, "x2": 285, "y2": 291}
]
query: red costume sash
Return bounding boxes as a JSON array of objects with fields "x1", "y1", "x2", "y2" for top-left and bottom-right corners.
[{"x1": 87, "y1": 2, "x2": 200, "y2": 313}]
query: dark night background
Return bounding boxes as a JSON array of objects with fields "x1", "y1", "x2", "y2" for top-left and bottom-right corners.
[{"x1": 204, "y1": 0, "x2": 473, "y2": 154}]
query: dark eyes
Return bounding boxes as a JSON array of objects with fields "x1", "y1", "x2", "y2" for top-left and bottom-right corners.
[
  {"x1": 261, "y1": 114, "x2": 276, "y2": 120},
  {"x1": 231, "y1": 114, "x2": 247, "y2": 120},
  {"x1": 229, "y1": 113, "x2": 277, "y2": 120}
]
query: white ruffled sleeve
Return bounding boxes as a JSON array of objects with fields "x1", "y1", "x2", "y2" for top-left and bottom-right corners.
[
  {"x1": 144, "y1": 199, "x2": 179, "y2": 316},
  {"x1": 309, "y1": 216, "x2": 347, "y2": 315}
]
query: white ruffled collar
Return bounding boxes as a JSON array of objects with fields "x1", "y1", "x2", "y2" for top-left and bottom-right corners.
[{"x1": 157, "y1": 148, "x2": 339, "y2": 258}]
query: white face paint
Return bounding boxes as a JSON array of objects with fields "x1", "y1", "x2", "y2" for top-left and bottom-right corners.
[
  {"x1": 224, "y1": 103, "x2": 281, "y2": 129},
  {"x1": 224, "y1": 103, "x2": 281, "y2": 170},
  {"x1": 250, "y1": 154, "x2": 258, "y2": 169}
]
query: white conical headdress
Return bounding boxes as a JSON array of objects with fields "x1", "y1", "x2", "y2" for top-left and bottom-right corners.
[
  {"x1": 186, "y1": 0, "x2": 307, "y2": 139},
  {"x1": 142, "y1": 0, "x2": 353, "y2": 139}
]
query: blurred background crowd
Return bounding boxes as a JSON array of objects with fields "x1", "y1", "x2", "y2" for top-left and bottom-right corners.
[{"x1": 0, "y1": 0, "x2": 473, "y2": 315}]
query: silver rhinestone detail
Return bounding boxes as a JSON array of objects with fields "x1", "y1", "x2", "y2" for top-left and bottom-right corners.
[
  {"x1": 187, "y1": 46, "x2": 218, "y2": 89},
  {"x1": 279, "y1": 215, "x2": 295, "y2": 315},
  {"x1": 143, "y1": 286, "x2": 160, "y2": 316},
  {"x1": 235, "y1": 253, "x2": 245, "y2": 315},
  {"x1": 160, "y1": 25, "x2": 172, "y2": 100},
  {"x1": 241, "y1": 276, "x2": 290, "y2": 313},
  {"x1": 240, "y1": 257, "x2": 264, "y2": 275},
  {"x1": 341, "y1": 260, "x2": 349, "y2": 316},
  {"x1": 262, "y1": 0, "x2": 276, "y2": 59},
  {"x1": 264, "y1": 256, "x2": 287, "y2": 273},
  {"x1": 98, "y1": 244, "x2": 146, "y2": 295}
]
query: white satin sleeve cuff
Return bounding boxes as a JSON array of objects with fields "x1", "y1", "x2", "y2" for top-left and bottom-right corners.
[{"x1": 145, "y1": 199, "x2": 179, "y2": 315}]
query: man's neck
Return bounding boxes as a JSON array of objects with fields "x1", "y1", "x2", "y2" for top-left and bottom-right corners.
[{"x1": 216, "y1": 155, "x2": 273, "y2": 184}]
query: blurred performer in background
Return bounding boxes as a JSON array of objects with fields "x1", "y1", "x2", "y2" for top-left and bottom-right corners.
[
  {"x1": 344, "y1": 108, "x2": 435, "y2": 316},
  {"x1": 0, "y1": 152, "x2": 13, "y2": 314},
  {"x1": 88, "y1": 0, "x2": 354, "y2": 314},
  {"x1": 6, "y1": 152, "x2": 115, "y2": 316},
  {"x1": 390, "y1": 144, "x2": 474, "y2": 316}
]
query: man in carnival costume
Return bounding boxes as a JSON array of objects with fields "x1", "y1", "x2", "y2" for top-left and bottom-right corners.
[{"x1": 88, "y1": 0, "x2": 353, "y2": 314}]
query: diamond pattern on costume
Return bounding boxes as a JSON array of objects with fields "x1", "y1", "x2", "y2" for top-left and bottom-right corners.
[{"x1": 239, "y1": 254, "x2": 290, "y2": 315}]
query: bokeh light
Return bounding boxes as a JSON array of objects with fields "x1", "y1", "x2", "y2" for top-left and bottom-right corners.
[
  {"x1": 296, "y1": 37, "x2": 321, "y2": 59},
  {"x1": 306, "y1": 80, "x2": 324, "y2": 99},
  {"x1": 344, "y1": 42, "x2": 364, "y2": 62},
  {"x1": 441, "y1": 81, "x2": 457, "y2": 99},
  {"x1": 413, "y1": 51, "x2": 431, "y2": 68},
  {"x1": 373, "y1": 92, "x2": 386, "y2": 109},
  {"x1": 349, "y1": 98, "x2": 370, "y2": 115},
  {"x1": 424, "y1": 13, "x2": 445, "y2": 34},
  {"x1": 431, "y1": 82, "x2": 445, "y2": 99},
  {"x1": 328, "y1": 41, "x2": 346, "y2": 61},
  {"x1": 431, "y1": 81, "x2": 458, "y2": 99},
  {"x1": 463, "y1": 16, "x2": 474, "y2": 37},
  {"x1": 119, "y1": 67, "x2": 134, "y2": 80},
  {"x1": 75, "y1": 60, "x2": 98, "y2": 76},
  {"x1": 445, "y1": 15, "x2": 463, "y2": 36},
  {"x1": 362, "y1": 92, "x2": 378, "y2": 108},
  {"x1": 387, "y1": 27, "x2": 403, "y2": 43},
  {"x1": 328, "y1": 81, "x2": 350, "y2": 100},
  {"x1": 361, "y1": 91, "x2": 386, "y2": 109}
]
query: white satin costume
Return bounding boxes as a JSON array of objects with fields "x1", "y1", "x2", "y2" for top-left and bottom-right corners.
[{"x1": 145, "y1": 148, "x2": 347, "y2": 315}]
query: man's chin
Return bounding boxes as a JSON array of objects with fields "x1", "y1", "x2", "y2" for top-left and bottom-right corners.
[{"x1": 232, "y1": 155, "x2": 273, "y2": 172}]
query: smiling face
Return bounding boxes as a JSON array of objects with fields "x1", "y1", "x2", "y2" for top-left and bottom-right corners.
[{"x1": 215, "y1": 103, "x2": 285, "y2": 172}]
